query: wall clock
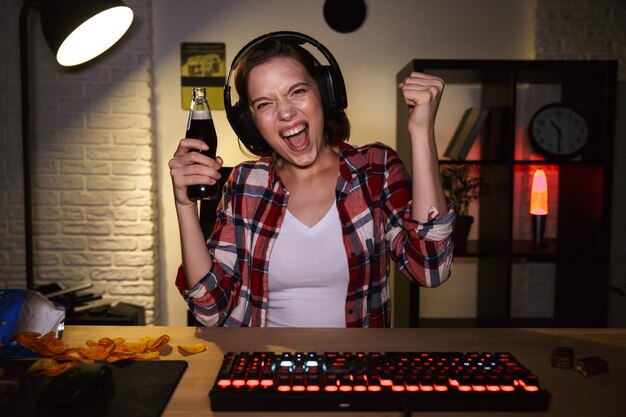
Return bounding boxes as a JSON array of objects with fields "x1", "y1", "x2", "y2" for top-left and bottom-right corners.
[{"x1": 528, "y1": 103, "x2": 589, "y2": 160}]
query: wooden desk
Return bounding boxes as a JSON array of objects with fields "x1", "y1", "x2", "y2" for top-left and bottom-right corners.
[{"x1": 61, "y1": 326, "x2": 626, "y2": 417}]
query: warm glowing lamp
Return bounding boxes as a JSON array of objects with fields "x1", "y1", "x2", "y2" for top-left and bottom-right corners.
[
  {"x1": 530, "y1": 169, "x2": 549, "y2": 244},
  {"x1": 40, "y1": 0, "x2": 134, "y2": 67}
]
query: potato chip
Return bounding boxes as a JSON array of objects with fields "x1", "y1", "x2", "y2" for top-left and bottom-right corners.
[
  {"x1": 134, "y1": 350, "x2": 161, "y2": 360},
  {"x1": 55, "y1": 348, "x2": 83, "y2": 361},
  {"x1": 28, "y1": 358, "x2": 81, "y2": 376},
  {"x1": 106, "y1": 354, "x2": 128, "y2": 363},
  {"x1": 42, "y1": 361, "x2": 78, "y2": 377},
  {"x1": 14, "y1": 332, "x2": 68, "y2": 356},
  {"x1": 78, "y1": 344, "x2": 114, "y2": 360},
  {"x1": 28, "y1": 358, "x2": 59, "y2": 373},
  {"x1": 142, "y1": 335, "x2": 171, "y2": 350},
  {"x1": 38, "y1": 332, "x2": 68, "y2": 355},
  {"x1": 14, "y1": 332, "x2": 44, "y2": 352},
  {"x1": 14, "y1": 331, "x2": 40, "y2": 341},
  {"x1": 178, "y1": 343, "x2": 206, "y2": 354},
  {"x1": 97, "y1": 337, "x2": 116, "y2": 348},
  {"x1": 118, "y1": 340, "x2": 148, "y2": 353}
]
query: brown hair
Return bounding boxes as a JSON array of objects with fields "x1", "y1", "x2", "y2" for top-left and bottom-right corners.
[{"x1": 234, "y1": 37, "x2": 350, "y2": 153}]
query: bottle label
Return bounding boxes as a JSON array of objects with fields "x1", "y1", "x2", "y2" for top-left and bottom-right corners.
[{"x1": 193, "y1": 110, "x2": 211, "y2": 120}]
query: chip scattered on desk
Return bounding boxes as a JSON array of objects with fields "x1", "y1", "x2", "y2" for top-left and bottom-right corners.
[
  {"x1": 28, "y1": 358, "x2": 77, "y2": 376},
  {"x1": 178, "y1": 343, "x2": 206, "y2": 354}
]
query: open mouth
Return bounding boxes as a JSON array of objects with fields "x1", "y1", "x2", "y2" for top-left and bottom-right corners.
[
  {"x1": 279, "y1": 123, "x2": 309, "y2": 150},
  {"x1": 280, "y1": 123, "x2": 307, "y2": 140}
]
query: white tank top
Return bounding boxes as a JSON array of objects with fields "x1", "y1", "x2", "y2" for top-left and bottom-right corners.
[{"x1": 266, "y1": 203, "x2": 349, "y2": 327}]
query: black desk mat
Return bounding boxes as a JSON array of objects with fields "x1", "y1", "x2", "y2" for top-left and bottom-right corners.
[{"x1": 0, "y1": 359, "x2": 188, "y2": 417}]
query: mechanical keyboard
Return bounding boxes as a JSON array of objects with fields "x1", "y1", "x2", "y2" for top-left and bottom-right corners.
[{"x1": 209, "y1": 351, "x2": 551, "y2": 412}]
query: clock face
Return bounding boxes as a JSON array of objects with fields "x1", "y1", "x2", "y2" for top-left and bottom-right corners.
[{"x1": 529, "y1": 104, "x2": 589, "y2": 159}]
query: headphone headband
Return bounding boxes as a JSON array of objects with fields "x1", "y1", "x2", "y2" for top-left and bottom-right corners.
[
  {"x1": 223, "y1": 31, "x2": 347, "y2": 156},
  {"x1": 225, "y1": 31, "x2": 342, "y2": 93}
]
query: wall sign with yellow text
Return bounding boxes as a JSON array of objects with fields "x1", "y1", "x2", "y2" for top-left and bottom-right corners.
[{"x1": 181, "y1": 43, "x2": 225, "y2": 110}]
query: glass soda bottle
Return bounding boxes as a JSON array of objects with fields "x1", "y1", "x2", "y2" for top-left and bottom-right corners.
[{"x1": 186, "y1": 87, "x2": 219, "y2": 200}]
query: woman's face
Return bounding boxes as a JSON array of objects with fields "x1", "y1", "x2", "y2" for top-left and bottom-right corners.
[{"x1": 247, "y1": 57, "x2": 325, "y2": 168}]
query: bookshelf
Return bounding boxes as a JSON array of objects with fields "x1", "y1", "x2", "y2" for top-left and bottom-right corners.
[{"x1": 395, "y1": 60, "x2": 617, "y2": 328}]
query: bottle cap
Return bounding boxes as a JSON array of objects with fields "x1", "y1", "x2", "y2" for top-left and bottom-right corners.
[{"x1": 193, "y1": 87, "x2": 206, "y2": 100}]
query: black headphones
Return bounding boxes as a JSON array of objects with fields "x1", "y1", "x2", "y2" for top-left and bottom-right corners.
[{"x1": 224, "y1": 31, "x2": 347, "y2": 156}]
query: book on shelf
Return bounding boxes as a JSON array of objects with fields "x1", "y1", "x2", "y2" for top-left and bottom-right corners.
[
  {"x1": 443, "y1": 107, "x2": 489, "y2": 160},
  {"x1": 481, "y1": 105, "x2": 512, "y2": 161},
  {"x1": 457, "y1": 108, "x2": 489, "y2": 160}
]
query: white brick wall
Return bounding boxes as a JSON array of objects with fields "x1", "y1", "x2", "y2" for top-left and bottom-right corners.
[
  {"x1": 536, "y1": 0, "x2": 626, "y2": 78},
  {"x1": 0, "y1": 0, "x2": 157, "y2": 324},
  {"x1": 535, "y1": 0, "x2": 626, "y2": 326}
]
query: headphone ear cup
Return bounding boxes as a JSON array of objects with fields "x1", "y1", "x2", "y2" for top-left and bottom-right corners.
[
  {"x1": 313, "y1": 66, "x2": 336, "y2": 119},
  {"x1": 313, "y1": 65, "x2": 347, "y2": 120},
  {"x1": 229, "y1": 101, "x2": 271, "y2": 156}
]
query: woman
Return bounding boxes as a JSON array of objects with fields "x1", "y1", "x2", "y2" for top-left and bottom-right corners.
[{"x1": 169, "y1": 32, "x2": 454, "y2": 327}]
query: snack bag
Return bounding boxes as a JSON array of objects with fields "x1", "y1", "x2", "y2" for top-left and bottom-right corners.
[{"x1": 0, "y1": 289, "x2": 65, "y2": 358}]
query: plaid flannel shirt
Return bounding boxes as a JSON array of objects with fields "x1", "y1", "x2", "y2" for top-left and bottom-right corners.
[{"x1": 176, "y1": 141, "x2": 454, "y2": 327}]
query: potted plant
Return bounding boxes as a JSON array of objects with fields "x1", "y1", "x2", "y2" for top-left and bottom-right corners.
[{"x1": 440, "y1": 164, "x2": 484, "y2": 252}]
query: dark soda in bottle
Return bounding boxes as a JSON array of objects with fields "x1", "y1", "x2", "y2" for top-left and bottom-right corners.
[{"x1": 186, "y1": 87, "x2": 219, "y2": 200}]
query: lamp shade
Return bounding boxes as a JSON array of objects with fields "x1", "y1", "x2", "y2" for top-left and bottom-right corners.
[{"x1": 40, "y1": 0, "x2": 134, "y2": 67}]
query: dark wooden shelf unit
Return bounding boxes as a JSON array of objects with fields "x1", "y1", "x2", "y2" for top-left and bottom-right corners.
[{"x1": 396, "y1": 59, "x2": 617, "y2": 328}]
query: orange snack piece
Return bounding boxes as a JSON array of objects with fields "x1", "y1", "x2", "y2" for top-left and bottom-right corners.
[
  {"x1": 14, "y1": 332, "x2": 68, "y2": 357},
  {"x1": 178, "y1": 342, "x2": 206, "y2": 354}
]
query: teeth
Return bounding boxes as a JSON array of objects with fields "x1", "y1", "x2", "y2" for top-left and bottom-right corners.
[{"x1": 281, "y1": 124, "x2": 306, "y2": 139}]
